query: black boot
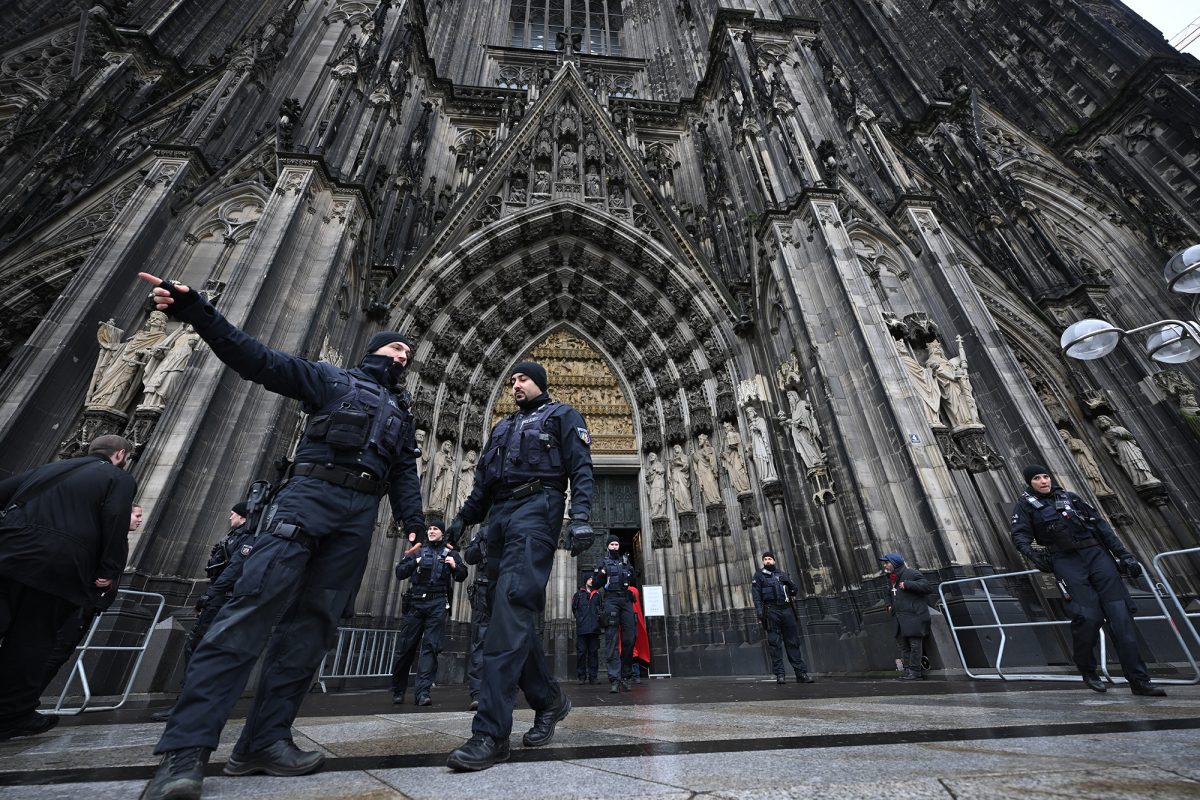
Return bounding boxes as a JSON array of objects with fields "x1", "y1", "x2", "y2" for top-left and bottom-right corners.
[
  {"x1": 0, "y1": 712, "x2": 58, "y2": 742},
  {"x1": 1081, "y1": 672, "x2": 1107, "y2": 693},
  {"x1": 522, "y1": 692, "x2": 572, "y2": 747},
  {"x1": 899, "y1": 668, "x2": 919, "y2": 681},
  {"x1": 610, "y1": 681, "x2": 620, "y2": 693},
  {"x1": 1129, "y1": 680, "x2": 1167, "y2": 697},
  {"x1": 796, "y1": 672, "x2": 815, "y2": 684},
  {"x1": 223, "y1": 738, "x2": 325, "y2": 777},
  {"x1": 776, "y1": 675, "x2": 787, "y2": 685},
  {"x1": 415, "y1": 695, "x2": 432, "y2": 706},
  {"x1": 447, "y1": 734, "x2": 511, "y2": 772},
  {"x1": 140, "y1": 747, "x2": 210, "y2": 800},
  {"x1": 391, "y1": 690, "x2": 405, "y2": 705},
  {"x1": 150, "y1": 708, "x2": 173, "y2": 722},
  {"x1": 468, "y1": 697, "x2": 479, "y2": 711}
]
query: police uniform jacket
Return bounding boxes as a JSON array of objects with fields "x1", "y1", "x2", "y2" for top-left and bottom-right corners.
[
  {"x1": 395, "y1": 542, "x2": 468, "y2": 594},
  {"x1": 164, "y1": 293, "x2": 424, "y2": 535},
  {"x1": 572, "y1": 588, "x2": 601, "y2": 635},
  {"x1": 1010, "y1": 487, "x2": 1131, "y2": 562},
  {"x1": 0, "y1": 455, "x2": 136, "y2": 608},
  {"x1": 594, "y1": 554, "x2": 635, "y2": 595},
  {"x1": 456, "y1": 393, "x2": 593, "y2": 526},
  {"x1": 751, "y1": 567, "x2": 797, "y2": 618},
  {"x1": 888, "y1": 565, "x2": 932, "y2": 638}
]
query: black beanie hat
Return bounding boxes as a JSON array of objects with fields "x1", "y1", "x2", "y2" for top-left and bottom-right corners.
[
  {"x1": 425, "y1": 515, "x2": 445, "y2": 532},
  {"x1": 607, "y1": 534, "x2": 620, "y2": 545},
  {"x1": 762, "y1": 551, "x2": 775, "y2": 560},
  {"x1": 1022, "y1": 464, "x2": 1051, "y2": 485},
  {"x1": 231, "y1": 502, "x2": 249, "y2": 517},
  {"x1": 512, "y1": 360, "x2": 549, "y2": 393},
  {"x1": 365, "y1": 331, "x2": 413, "y2": 356}
]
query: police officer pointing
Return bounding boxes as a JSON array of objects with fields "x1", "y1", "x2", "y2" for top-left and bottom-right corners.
[
  {"x1": 593, "y1": 535, "x2": 637, "y2": 692},
  {"x1": 444, "y1": 361, "x2": 594, "y2": 771},
  {"x1": 137, "y1": 273, "x2": 425, "y2": 800},
  {"x1": 390, "y1": 518, "x2": 467, "y2": 706},
  {"x1": 751, "y1": 552, "x2": 813, "y2": 684},
  {"x1": 1010, "y1": 464, "x2": 1165, "y2": 696}
]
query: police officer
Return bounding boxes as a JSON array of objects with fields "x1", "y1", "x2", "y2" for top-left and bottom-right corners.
[
  {"x1": 751, "y1": 552, "x2": 814, "y2": 684},
  {"x1": 594, "y1": 535, "x2": 637, "y2": 692},
  {"x1": 444, "y1": 361, "x2": 594, "y2": 771},
  {"x1": 390, "y1": 518, "x2": 466, "y2": 706},
  {"x1": 463, "y1": 526, "x2": 490, "y2": 711},
  {"x1": 572, "y1": 575, "x2": 601, "y2": 684},
  {"x1": 137, "y1": 273, "x2": 425, "y2": 800},
  {"x1": 1010, "y1": 464, "x2": 1166, "y2": 696}
]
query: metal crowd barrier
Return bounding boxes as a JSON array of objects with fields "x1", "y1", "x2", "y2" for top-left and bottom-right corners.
[
  {"x1": 50, "y1": 589, "x2": 167, "y2": 715},
  {"x1": 316, "y1": 626, "x2": 402, "y2": 693},
  {"x1": 1150, "y1": 546, "x2": 1200, "y2": 656},
  {"x1": 938, "y1": 558, "x2": 1200, "y2": 686}
]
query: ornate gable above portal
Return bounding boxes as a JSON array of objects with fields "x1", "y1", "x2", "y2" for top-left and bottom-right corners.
[
  {"x1": 492, "y1": 329, "x2": 636, "y2": 455},
  {"x1": 396, "y1": 61, "x2": 733, "y2": 316}
]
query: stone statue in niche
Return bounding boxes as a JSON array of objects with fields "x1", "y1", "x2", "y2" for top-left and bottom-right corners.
[
  {"x1": 137, "y1": 327, "x2": 200, "y2": 412},
  {"x1": 778, "y1": 389, "x2": 825, "y2": 469},
  {"x1": 895, "y1": 338, "x2": 941, "y2": 426},
  {"x1": 1096, "y1": 416, "x2": 1163, "y2": 490},
  {"x1": 455, "y1": 449, "x2": 478, "y2": 513},
  {"x1": 558, "y1": 144, "x2": 578, "y2": 181},
  {"x1": 720, "y1": 420, "x2": 752, "y2": 495},
  {"x1": 585, "y1": 167, "x2": 601, "y2": 197},
  {"x1": 645, "y1": 450, "x2": 668, "y2": 519},
  {"x1": 1057, "y1": 428, "x2": 1114, "y2": 497},
  {"x1": 924, "y1": 338, "x2": 981, "y2": 428},
  {"x1": 693, "y1": 433, "x2": 722, "y2": 507},
  {"x1": 669, "y1": 443, "x2": 694, "y2": 513},
  {"x1": 533, "y1": 170, "x2": 551, "y2": 194},
  {"x1": 428, "y1": 440, "x2": 455, "y2": 511},
  {"x1": 744, "y1": 406, "x2": 778, "y2": 483},
  {"x1": 86, "y1": 312, "x2": 170, "y2": 412},
  {"x1": 777, "y1": 349, "x2": 801, "y2": 389},
  {"x1": 415, "y1": 429, "x2": 430, "y2": 479}
]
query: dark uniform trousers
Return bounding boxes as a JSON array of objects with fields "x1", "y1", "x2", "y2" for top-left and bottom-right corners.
[
  {"x1": 390, "y1": 594, "x2": 448, "y2": 699},
  {"x1": 183, "y1": 550, "x2": 249, "y2": 667},
  {"x1": 0, "y1": 581, "x2": 77, "y2": 724},
  {"x1": 466, "y1": 579, "x2": 491, "y2": 701},
  {"x1": 472, "y1": 490, "x2": 563, "y2": 740},
  {"x1": 157, "y1": 478, "x2": 379, "y2": 755},
  {"x1": 576, "y1": 633, "x2": 599, "y2": 681},
  {"x1": 765, "y1": 604, "x2": 809, "y2": 677},
  {"x1": 1054, "y1": 545, "x2": 1150, "y2": 681},
  {"x1": 603, "y1": 591, "x2": 637, "y2": 683}
]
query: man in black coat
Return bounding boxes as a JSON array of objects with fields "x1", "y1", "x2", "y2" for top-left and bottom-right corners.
[
  {"x1": 572, "y1": 576, "x2": 601, "y2": 684},
  {"x1": 879, "y1": 552, "x2": 932, "y2": 680},
  {"x1": 1010, "y1": 463, "x2": 1166, "y2": 696},
  {"x1": 0, "y1": 434, "x2": 136, "y2": 741},
  {"x1": 137, "y1": 273, "x2": 425, "y2": 800}
]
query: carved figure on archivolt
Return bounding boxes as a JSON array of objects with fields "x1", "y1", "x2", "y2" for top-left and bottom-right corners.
[{"x1": 86, "y1": 312, "x2": 170, "y2": 413}]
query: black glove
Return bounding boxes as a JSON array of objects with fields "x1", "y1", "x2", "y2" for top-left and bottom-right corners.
[
  {"x1": 567, "y1": 520, "x2": 594, "y2": 557},
  {"x1": 1117, "y1": 555, "x2": 1143, "y2": 579},
  {"x1": 1028, "y1": 551, "x2": 1053, "y2": 573},
  {"x1": 446, "y1": 517, "x2": 465, "y2": 545},
  {"x1": 757, "y1": 614, "x2": 766, "y2": 628},
  {"x1": 156, "y1": 278, "x2": 201, "y2": 315}
]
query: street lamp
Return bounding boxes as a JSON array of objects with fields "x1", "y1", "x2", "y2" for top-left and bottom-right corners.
[{"x1": 1061, "y1": 245, "x2": 1200, "y2": 363}]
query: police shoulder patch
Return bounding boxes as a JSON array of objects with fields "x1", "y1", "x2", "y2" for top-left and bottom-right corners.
[
  {"x1": 240, "y1": 544, "x2": 254, "y2": 556},
  {"x1": 577, "y1": 427, "x2": 592, "y2": 446}
]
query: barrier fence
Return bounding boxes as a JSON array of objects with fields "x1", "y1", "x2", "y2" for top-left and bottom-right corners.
[
  {"x1": 938, "y1": 552, "x2": 1199, "y2": 686},
  {"x1": 316, "y1": 626, "x2": 404, "y2": 693}
]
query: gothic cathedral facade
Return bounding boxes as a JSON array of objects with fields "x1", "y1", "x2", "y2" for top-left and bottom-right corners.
[{"x1": 0, "y1": 0, "x2": 1197, "y2": 679}]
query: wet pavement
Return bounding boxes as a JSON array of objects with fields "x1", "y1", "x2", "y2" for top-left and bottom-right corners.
[{"x1": 2, "y1": 676, "x2": 1197, "y2": 798}]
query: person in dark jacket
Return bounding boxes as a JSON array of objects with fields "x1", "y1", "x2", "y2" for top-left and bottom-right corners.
[
  {"x1": 390, "y1": 518, "x2": 467, "y2": 706},
  {"x1": 572, "y1": 576, "x2": 601, "y2": 684},
  {"x1": 1010, "y1": 464, "x2": 1166, "y2": 696},
  {"x1": 750, "y1": 552, "x2": 813, "y2": 684},
  {"x1": 879, "y1": 552, "x2": 932, "y2": 680},
  {"x1": 0, "y1": 434, "x2": 136, "y2": 741},
  {"x1": 137, "y1": 273, "x2": 425, "y2": 800}
]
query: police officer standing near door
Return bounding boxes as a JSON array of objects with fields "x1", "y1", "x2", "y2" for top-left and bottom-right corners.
[
  {"x1": 1010, "y1": 464, "x2": 1166, "y2": 696},
  {"x1": 594, "y1": 535, "x2": 637, "y2": 693},
  {"x1": 390, "y1": 518, "x2": 466, "y2": 706},
  {"x1": 444, "y1": 361, "x2": 594, "y2": 771},
  {"x1": 137, "y1": 273, "x2": 425, "y2": 800},
  {"x1": 751, "y1": 552, "x2": 814, "y2": 684}
]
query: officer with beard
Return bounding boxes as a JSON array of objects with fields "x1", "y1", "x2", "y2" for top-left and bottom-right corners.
[
  {"x1": 751, "y1": 551, "x2": 814, "y2": 684},
  {"x1": 594, "y1": 535, "x2": 637, "y2": 692},
  {"x1": 444, "y1": 361, "x2": 594, "y2": 771},
  {"x1": 136, "y1": 273, "x2": 424, "y2": 800}
]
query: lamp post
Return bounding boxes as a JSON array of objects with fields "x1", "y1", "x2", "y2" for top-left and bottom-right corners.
[{"x1": 1061, "y1": 245, "x2": 1200, "y2": 363}]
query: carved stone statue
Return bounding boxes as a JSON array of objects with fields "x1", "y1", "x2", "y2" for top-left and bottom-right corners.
[
  {"x1": 455, "y1": 449, "x2": 478, "y2": 514},
  {"x1": 1058, "y1": 428, "x2": 1114, "y2": 497},
  {"x1": 777, "y1": 349, "x2": 801, "y2": 389},
  {"x1": 86, "y1": 312, "x2": 170, "y2": 412},
  {"x1": 720, "y1": 421, "x2": 752, "y2": 495},
  {"x1": 1096, "y1": 416, "x2": 1163, "y2": 489},
  {"x1": 137, "y1": 327, "x2": 200, "y2": 411},
  {"x1": 693, "y1": 433, "x2": 722, "y2": 506},
  {"x1": 533, "y1": 170, "x2": 551, "y2": 194},
  {"x1": 745, "y1": 406, "x2": 778, "y2": 482},
  {"x1": 558, "y1": 144, "x2": 578, "y2": 181},
  {"x1": 645, "y1": 451, "x2": 668, "y2": 519},
  {"x1": 428, "y1": 440, "x2": 455, "y2": 511},
  {"x1": 778, "y1": 389, "x2": 825, "y2": 469},
  {"x1": 925, "y1": 338, "x2": 981, "y2": 428},
  {"x1": 415, "y1": 429, "x2": 430, "y2": 479},
  {"x1": 669, "y1": 443, "x2": 694, "y2": 513},
  {"x1": 896, "y1": 339, "x2": 941, "y2": 426}
]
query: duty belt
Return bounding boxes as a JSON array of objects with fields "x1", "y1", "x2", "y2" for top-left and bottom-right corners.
[
  {"x1": 293, "y1": 463, "x2": 389, "y2": 495},
  {"x1": 493, "y1": 480, "x2": 565, "y2": 502}
]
